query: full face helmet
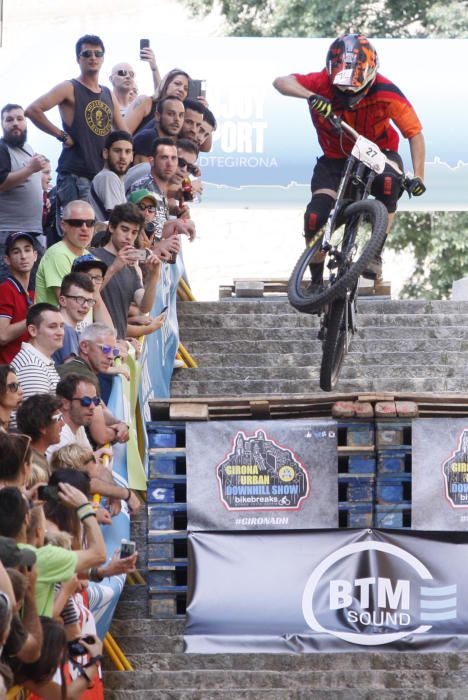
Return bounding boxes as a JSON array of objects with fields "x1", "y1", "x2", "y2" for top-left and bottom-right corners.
[{"x1": 326, "y1": 34, "x2": 379, "y2": 108}]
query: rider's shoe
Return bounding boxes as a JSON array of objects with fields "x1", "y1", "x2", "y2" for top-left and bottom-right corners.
[
  {"x1": 362, "y1": 254, "x2": 382, "y2": 280},
  {"x1": 306, "y1": 262, "x2": 324, "y2": 295}
]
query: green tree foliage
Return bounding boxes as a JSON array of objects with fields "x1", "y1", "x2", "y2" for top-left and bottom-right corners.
[
  {"x1": 388, "y1": 212, "x2": 468, "y2": 299},
  {"x1": 187, "y1": 0, "x2": 468, "y2": 37}
]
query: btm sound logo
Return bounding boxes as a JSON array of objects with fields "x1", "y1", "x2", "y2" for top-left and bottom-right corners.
[{"x1": 302, "y1": 540, "x2": 457, "y2": 646}]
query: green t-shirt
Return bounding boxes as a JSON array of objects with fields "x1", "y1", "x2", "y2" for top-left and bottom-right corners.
[
  {"x1": 18, "y1": 543, "x2": 78, "y2": 617},
  {"x1": 35, "y1": 242, "x2": 83, "y2": 306}
]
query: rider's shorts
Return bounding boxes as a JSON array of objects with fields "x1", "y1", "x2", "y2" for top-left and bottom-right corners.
[{"x1": 310, "y1": 151, "x2": 404, "y2": 214}]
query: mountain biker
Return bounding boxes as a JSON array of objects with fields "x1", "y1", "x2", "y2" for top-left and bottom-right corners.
[{"x1": 273, "y1": 34, "x2": 426, "y2": 288}]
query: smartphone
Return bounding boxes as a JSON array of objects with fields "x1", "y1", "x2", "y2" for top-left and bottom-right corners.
[
  {"x1": 38, "y1": 485, "x2": 60, "y2": 502},
  {"x1": 188, "y1": 79, "x2": 206, "y2": 101},
  {"x1": 131, "y1": 248, "x2": 149, "y2": 262},
  {"x1": 120, "y1": 539, "x2": 136, "y2": 559},
  {"x1": 139, "y1": 39, "x2": 150, "y2": 58}
]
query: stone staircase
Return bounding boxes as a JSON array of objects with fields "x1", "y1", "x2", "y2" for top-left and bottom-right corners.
[
  {"x1": 103, "y1": 296, "x2": 468, "y2": 699},
  {"x1": 171, "y1": 298, "x2": 468, "y2": 395}
]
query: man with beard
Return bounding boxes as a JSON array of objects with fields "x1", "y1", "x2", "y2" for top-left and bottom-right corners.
[
  {"x1": 127, "y1": 136, "x2": 178, "y2": 240},
  {"x1": 88, "y1": 130, "x2": 133, "y2": 221},
  {"x1": 0, "y1": 104, "x2": 46, "y2": 283}
]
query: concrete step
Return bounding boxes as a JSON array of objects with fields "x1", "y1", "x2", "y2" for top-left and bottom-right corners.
[
  {"x1": 179, "y1": 351, "x2": 467, "y2": 368},
  {"x1": 178, "y1": 312, "x2": 468, "y2": 330},
  {"x1": 180, "y1": 327, "x2": 468, "y2": 342},
  {"x1": 170, "y1": 377, "x2": 467, "y2": 396},
  {"x1": 103, "y1": 668, "x2": 468, "y2": 691},
  {"x1": 171, "y1": 364, "x2": 458, "y2": 382},
  {"x1": 104, "y1": 690, "x2": 468, "y2": 700},
  {"x1": 177, "y1": 300, "x2": 468, "y2": 315},
  {"x1": 110, "y1": 618, "x2": 185, "y2": 636},
  {"x1": 183, "y1": 338, "x2": 468, "y2": 356}
]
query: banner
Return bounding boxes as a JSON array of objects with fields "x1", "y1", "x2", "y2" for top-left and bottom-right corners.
[
  {"x1": 186, "y1": 419, "x2": 338, "y2": 530},
  {"x1": 412, "y1": 418, "x2": 468, "y2": 530},
  {"x1": 143, "y1": 258, "x2": 183, "y2": 399},
  {"x1": 185, "y1": 528, "x2": 468, "y2": 653}
]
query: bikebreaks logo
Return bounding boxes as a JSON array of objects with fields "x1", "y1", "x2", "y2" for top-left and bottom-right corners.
[
  {"x1": 216, "y1": 429, "x2": 309, "y2": 511},
  {"x1": 302, "y1": 541, "x2": 457, "y2": 646}
]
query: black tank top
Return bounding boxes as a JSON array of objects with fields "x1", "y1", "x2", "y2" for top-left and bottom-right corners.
[
  {"x1": 58, "y1": 79, "x2": 114, "y2": 180},
  {"x1": 134, "y1": 99, "x2": 158, "y2": 135}
]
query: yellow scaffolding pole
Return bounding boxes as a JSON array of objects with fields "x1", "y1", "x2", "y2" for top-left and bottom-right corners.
[
  {"x1": 178, "y1": 342, "x2": 198, "y2": 368},
  {"x1": 178, "y1": 278, "x2": 196, "y2": 301},
  {"x1": 104, "y1": 632, "x2": 134, "y2": 671}
]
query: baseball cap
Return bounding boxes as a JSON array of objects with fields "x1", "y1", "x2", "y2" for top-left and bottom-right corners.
[
  {"x1": 128, "y1": 189, "x2": 158, "y2": 206},
  {"x1": 0, "y1": 536, "x2": 36, "y2": 569},
  {"x1": 5, "y1": 232, "x2": 35, "y2": 254},
  {"x1": 72, "y1": 253, "x2": 108, "y2": 275}
]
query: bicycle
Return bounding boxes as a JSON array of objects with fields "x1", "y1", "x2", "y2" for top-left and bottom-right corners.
[{"x1": 288, "y1": 103, "x2": 415, "y2": 392}]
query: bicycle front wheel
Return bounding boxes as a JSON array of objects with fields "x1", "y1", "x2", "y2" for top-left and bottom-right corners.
[
  {"x1": 288, "y1": 199, "x2": 388, "y2": 313},
  {"x1": 319, "y1": 296, "x2": 348, "y2": 391}
]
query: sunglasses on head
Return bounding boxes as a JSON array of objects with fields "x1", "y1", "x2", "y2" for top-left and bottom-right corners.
[
  {"x1": 96, "y1": 343, "x2": 120, "y2": 358},
  {"x1": 6, "y1": 381, "x2": 20, "y2": 392},
  {"x1": 116, "y1": 69, "x2": 135, "y2": 78},
  {"x1": 80, "y1": 50, "x2": 104, "y2": 58},
  {"x1": 51, "y1": 412, "x2": 63, "y2": 423},
  {"x1": 178, "y1": 157, "x2": 197, "y2": 176},
  {"x1": 71, "y1": 396, "x2": 101, "y2": 407},
  {"x1": 63, "y1": 219, "x2": 96, "y2": 229}
]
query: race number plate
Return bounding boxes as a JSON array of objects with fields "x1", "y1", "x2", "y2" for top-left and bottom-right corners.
[{"x1": 351, "y1": 136, "x2": 386, "y2": 174}]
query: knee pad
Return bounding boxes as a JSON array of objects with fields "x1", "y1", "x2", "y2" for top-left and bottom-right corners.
[
  {"x1": 304, "y1": 193, "x2": 335, "y2": 241},
  {"x1": 371, "y1": 173, "x2": 402, "y2": 213}
]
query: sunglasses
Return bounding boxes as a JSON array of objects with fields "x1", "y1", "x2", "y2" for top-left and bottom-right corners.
[
  {"x1": 138, "y1": 203, "x2": 156, "y2": 213},
  {"x1": 80, "y1": 50, "x2": 104, "y2": 58},
  {"x1": 6, "y1": 382, "x2": 20, "y2": 392},
  {"x1": 178, "y1": 157, "x2": 197, "y2": 176},
  {"x1": 51, "y1": 412, "x2": 64, "y2": 423},
  {"x1": 96, "y1": 343, "x2": 120, "y2": 358},
  {"x1": 71, "y1": 396, "x2": 101, "y2": 407},
  {"x1": 64, "y1": 294, "x2": 96, "y2": 307},
  {"x1": 63, "y1": 219, "x2": 96, "y2": 229},
  {"x1": 116, "y1": 69, "x2": 135, "y2": 78}
]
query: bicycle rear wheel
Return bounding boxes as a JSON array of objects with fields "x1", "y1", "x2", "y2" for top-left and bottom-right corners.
[
  {"x1": 288, "y1": 199, "x2": 387, "y2": 313},
  {"x1": 319, "y1": 296, "x2": 348, "y2": 391}
]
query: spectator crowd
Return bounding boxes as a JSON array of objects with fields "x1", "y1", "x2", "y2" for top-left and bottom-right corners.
[{"x1": 0, "y1": 33, "x2": 216, "y2": 699}]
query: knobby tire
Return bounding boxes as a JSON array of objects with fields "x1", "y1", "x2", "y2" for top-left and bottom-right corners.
[
  {"x1": 319, "y1": 296, "x2": 347, "y2": 392},
  {"x1": 288, "y1": 199, "x2": 388, "y2": 313}
]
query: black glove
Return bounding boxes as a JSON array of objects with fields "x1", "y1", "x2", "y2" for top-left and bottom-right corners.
[
  {"x1": 308, "y1": 94, "x2": 333, "y2": 119},
  {"x1": 407, "y1": 176, "x2": 426, "y2": 197}
]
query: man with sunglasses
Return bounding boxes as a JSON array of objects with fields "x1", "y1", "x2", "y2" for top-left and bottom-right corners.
[
  {"x1": 35, "y1": 200, "x2": 96, "y2": 306},
  {"x1": 58, "y1": 323, "x2": 129, "y2": 445},
  {"x1": 110, "y1": 63, "x2": 138, "y2": 117},
  {"x1": 167, "y1": 139, "x2": 200, "y2": 217},
  {"x1": 88, "y1": 130, "x2": 134, "y2": 222},
  {"x1": 25, "y1": 35, "x2": 126, "y2": 228}
]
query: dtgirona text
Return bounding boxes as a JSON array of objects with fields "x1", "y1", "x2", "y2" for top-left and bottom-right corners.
[{"x1": 330, "y1": 576, "x2": 411, "y2": 627}]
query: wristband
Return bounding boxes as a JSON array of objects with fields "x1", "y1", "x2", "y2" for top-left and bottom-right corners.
[
  {"x1": 85, "y1": 654, "x2": 105, "y2": 668},
  {"x1": 77, "y1": 504, "x2": 96, "y2": 521},
  {"x1": 81, "y1": 511, "x2": 97, "y2": 522},
  {"x1": 124, "y1": 488, "x2": 131, "y2": 502},
  {"x1": 56, "y1": 130, "x2": 68, "y2": 143},
  {"x1": 88, "y1": 567, "x2": 103, "y2": 582},
  {"x1": 76, "y1": 502, "x2": 92, "y2": 512}
]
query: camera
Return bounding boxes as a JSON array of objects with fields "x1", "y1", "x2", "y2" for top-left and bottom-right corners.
[
  {"x1": 68, "y1": 635, "x2": 95, "y2": 658},
  {"x1": 144, "y1": 220, "x2": 157, "y2": 235}
]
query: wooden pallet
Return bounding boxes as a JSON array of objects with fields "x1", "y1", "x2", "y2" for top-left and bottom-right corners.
[
  {"x1": 219, "y1": 277, "x2": 391, "y2": 299},
  {"x1": 151, "y1": 392, "x2": 468, "y2": 421}
]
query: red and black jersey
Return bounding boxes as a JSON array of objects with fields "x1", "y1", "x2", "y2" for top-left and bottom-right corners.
[{"x1": 293, "y1": 69, "x2": 423, "y2": 159}]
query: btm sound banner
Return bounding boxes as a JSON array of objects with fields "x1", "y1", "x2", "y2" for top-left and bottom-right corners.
[
  {"x1": 185, "y1": 528, "x2": 468, "y2": 653},
  {"x1": 185, "y1": 419, "x2": 338, "y2": 530},
  {"x1": 412, "y1": 418, "x2": 468, "y2": 530}
]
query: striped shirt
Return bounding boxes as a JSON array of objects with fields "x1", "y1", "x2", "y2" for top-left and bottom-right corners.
[{"x1": 11, "y1": 342, "x2": 60, "y2": 399}]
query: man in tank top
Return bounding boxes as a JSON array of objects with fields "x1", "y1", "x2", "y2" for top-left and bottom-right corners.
[{"x1": 25, "y1": 34, "x2": 126, "y2": 233}]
